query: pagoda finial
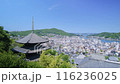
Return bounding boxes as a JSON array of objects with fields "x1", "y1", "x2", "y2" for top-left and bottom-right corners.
[{"x1": 32, "y1": 16, "x2": 34, "y2": 33}]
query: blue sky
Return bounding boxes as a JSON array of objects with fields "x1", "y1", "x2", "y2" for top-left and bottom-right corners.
[{"x1": 0, "y1": 0, "x2": 120, "y2": 33}]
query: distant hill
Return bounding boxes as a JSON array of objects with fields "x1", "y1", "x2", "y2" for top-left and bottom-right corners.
[
  {"x1": 89, "y1": 32, "x2": 120, "y2": 39},
  {"x1": 10, "y1": 28, "x2": 76, "y2": 37}
]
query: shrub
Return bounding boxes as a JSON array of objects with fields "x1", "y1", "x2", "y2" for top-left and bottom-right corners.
[
  {"x1": 118, "y1": 58, "x2": 120, "y2": 62},
  {"x1": 105, "y1": 56, "x2": 109, "y2": 60},
  {"x1": 71, "y1": 59, "x2": 74, "y2": 64}
]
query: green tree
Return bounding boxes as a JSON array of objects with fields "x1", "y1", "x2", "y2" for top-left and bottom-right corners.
[
  {"x1": 105, "y1": 56, "x2": 109, "y2": 60},
  {"x1": 61, "y1": 55, "x2": 69, "y2": 62},
  {"x1": 0, "y1": 26, "x2": 11, "y2": 52},
  {"x1": 0, "y1": 51, "x2": 27, "y2": 68},
  {"x1": 38, "y1": 50, "x2": 72, "y2": 68},
  {"x1": 71, "y1": 59, "x2": 74, "y2": 64},
  {"x1": 59, "y1": 61, "x2": 71, "y2": 68},
  {"x1": 27, "y1": 61, "x2": 42, "y2": 68},
  {"x1": 44, "y1": 49, "x2": 57, "y2": 55},
  {"x1": 39, "y1": 51, "x2": 52, "y2": 68}
]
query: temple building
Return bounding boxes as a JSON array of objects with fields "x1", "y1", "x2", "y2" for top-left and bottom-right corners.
[{"x1": 13, "y1": 17, "x2": 51, "y2": 61}]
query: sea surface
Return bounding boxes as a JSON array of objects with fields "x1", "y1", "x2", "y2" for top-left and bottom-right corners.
[
  {"x1": 101, "y1": 39, "x2": 120, "y2": 43},
  {"x1": 80, "y1": 35, "x2": 120, "y2": 43}
]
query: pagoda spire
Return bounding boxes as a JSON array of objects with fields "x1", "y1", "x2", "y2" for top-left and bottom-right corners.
[{"x1": 32, "y1": 16, "x2": 34, "y2": 33}]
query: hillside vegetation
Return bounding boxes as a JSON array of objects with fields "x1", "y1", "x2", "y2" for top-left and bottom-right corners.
[
  {"x1": 89, "y1": 32, "x2": 120, "y2": 39},
  {"x1": 10, "y1": 28, "x2": 76, "y2": 37}
]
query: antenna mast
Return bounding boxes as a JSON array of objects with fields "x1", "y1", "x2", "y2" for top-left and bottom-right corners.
[{"x1": 32, "y1": 16, "x2": 34, "y2": 33}]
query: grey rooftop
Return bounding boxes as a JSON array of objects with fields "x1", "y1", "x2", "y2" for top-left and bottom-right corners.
[
  {"x1": 108, "y1": 56, "x2": 119, "y2": 62},
  {"x1": 16, "y1": 32, "x2": 49, "y2": 44},
  {"x1": 77, "y1": 57, "x2": 120, "y2": 68}
]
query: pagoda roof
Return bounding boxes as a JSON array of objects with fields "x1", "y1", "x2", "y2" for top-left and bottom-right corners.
[
  {"x1": 16, "y1": 32, "x2": 49, "y2": 44},
  {"x1": 13, "y1": 46, "x2": 50, "y2": 54}
]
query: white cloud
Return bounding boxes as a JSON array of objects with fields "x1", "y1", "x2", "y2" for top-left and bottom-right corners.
[{"x1": 48, "y1": 4, "x2": 59, "y2": 11}]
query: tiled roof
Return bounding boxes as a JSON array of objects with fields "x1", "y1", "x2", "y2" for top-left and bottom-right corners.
[
  {"x1": 16, "y1": 32, "x2": 49, "y2": 44},
  {"x1": 77, "y1": 57, "x2": 120, "y2": 68}
]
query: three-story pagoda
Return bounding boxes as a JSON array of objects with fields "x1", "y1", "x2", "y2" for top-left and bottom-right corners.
[{"x1": 13, "y1": 17, "x2": 51, "y2": 60}]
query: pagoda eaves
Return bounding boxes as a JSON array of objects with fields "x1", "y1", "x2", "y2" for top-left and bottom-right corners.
[{"x1": 16, "y1": 32, "x2": 49, "y2": 44}]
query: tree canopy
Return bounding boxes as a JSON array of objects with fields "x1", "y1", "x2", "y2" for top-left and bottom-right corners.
[
  {"x1": 39, "y1": 50, "x2": 72, "y2": 68},
  {"x1": 0, "y1": 26, "x2": 11, "y2": 52}
]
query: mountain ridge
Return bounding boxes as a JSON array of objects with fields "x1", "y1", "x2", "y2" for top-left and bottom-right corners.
[{"x1": 10, "y1": 28, "x2": 76, "y2": 37}]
